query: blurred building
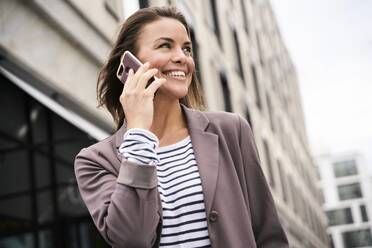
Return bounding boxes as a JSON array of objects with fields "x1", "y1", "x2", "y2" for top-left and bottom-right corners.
[
  {"x1": 0, "y1": 0, "x2": 328, "y2": 247},
  {"x1": 317, "y1": 152, "x2": 372, "y2": 248},
  {"x1": 0, "y1": 0, "x2": 121, "y2": 247}
]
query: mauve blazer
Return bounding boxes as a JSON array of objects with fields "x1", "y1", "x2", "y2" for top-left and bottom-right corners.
[{"x1": 74, "y1": 104, "x2": 289, "y2": 248}]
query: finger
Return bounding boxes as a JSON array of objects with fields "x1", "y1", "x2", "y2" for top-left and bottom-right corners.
[
  {"x1": 132, "y1": 62, "x2": 150, "y2": 83},
  {"x1": 123, "y1": 68, "x2": 134, "y2": 91},
  {"x1": 136, "y1": 68, "x2": 158, "y2": 90},
  {"x1": 145, "y1": 78, "x2": 166, "y2": 95},
  {"x1": 124, "y1": 62, "x2": 150, "y2": 90}
]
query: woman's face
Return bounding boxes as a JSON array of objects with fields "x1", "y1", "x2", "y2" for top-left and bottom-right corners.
[{"x1": 136, "y1": 17, "x2": 195, "y2": 100}]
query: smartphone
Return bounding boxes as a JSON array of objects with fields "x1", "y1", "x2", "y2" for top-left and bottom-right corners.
[{"x1": 116, "y1": 51, "x2": 156, "y2": 87}]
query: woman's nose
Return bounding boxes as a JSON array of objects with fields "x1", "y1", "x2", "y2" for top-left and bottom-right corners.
[{"x1": 171, "y1": 47, "x2": 187, "y2": 64}]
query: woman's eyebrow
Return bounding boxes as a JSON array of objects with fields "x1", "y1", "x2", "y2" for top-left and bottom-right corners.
[
  {"x1": 155, "y1": 37, "x2": 191, "y2": 45},
  {"x1": 155, "y1": 37, "x2": 174, "y2": 43}
]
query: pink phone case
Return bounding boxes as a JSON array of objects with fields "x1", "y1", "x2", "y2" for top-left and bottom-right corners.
[{"x1": 116, "y1": 51, "x2": 156, "y2": 86}]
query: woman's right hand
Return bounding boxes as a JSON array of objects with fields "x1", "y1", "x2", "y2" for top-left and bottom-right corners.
[{"x1": 119, "y1": 62, "x2": 166, "y2": 130}]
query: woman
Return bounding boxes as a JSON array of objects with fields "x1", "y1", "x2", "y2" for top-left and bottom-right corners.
[{"x1": 74, "y1": 6, "x2": 289, "y2": 248}]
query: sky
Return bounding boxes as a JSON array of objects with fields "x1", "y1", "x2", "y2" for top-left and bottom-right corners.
[{"x1": 270, "y1": 0, "x2": 372, "y2": 171}]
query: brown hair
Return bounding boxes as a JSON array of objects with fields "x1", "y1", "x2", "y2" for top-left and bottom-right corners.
[{"x1": 97, "y1": 6, "x2": 205, "y2": 130}]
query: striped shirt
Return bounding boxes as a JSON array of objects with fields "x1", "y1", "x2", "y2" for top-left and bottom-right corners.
[{"x1": 119, "y1": 129, "x2": 211, "y2": 248}]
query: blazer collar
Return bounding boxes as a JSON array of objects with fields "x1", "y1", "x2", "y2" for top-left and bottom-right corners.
[
  {"x1": 114, "y1": 104, "x2": 209, "y2": 148},
  {"x1": 113, "y1": 104, "x2": 219, "y2": 214}
]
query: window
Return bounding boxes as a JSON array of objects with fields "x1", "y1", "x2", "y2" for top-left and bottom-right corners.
[
  {"x1": 288, "y1": 177, "x2": 298, "y2": 213},
  {"x1": 256, "y1": 33, "x2": 264, "y2": 67},
  {"x1": 220, "y1": 72, "x2": 232, "y2": 112},
  {"x1": 342, "y1": 229, "x2": 372, "y2": 247},
  {"x1": 326, "y1": 208, "x2": 353, "y2": 226},
  {"x1": 361, "y1": 205, "x2": 369, "y2": 222},
  {"x1": 245, "y1": 106, "x2": 253, "y2": 128},
  {"x1": 266, "y1": 92, "x2": 275, "y2": 133},
  {"x1": 209, "y1": 0, "x2": 221, "y2": 45},
  {"x1": 240, "y1": 0, "x2": 249, "y2": 34},
  {"x1": 139, "y1": 0, "x2": 149, "y2": 8},
  {"x1": 333, "y1": 159, "x2": 358, "y2": 178},
  {"x1": 338, "y1": 183, "x2": 363, "y2": 200},
  {"x1": 0, "y1": 74, "x2": 107, "y2": 247},
  {"x1": 277, "y1": 160, "x2": 287, "y2": 202},
  {"x1": 189, "y1": 28, "x2": 202, "y2": 86},
  {"x1": 104, "y1": 0, "x2": 120, "y2": 21},
  {"x1": 250, "y1": 64, "x2": 262, "y2": 110},
  {"x1": 232, "y1": 29, "x2": 244, "y2": 82}
]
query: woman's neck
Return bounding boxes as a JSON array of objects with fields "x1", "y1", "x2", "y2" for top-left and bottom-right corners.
[{"x1": 150, "y1": 98, "x2": 187, "y2": 140}]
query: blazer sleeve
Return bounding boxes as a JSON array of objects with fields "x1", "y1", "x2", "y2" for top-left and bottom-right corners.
[
  {"x1": 237, "y1": 114, "x2": 289, "y2": 248},
  {"x1": 74, "y1": 146, "x2": 161, "y2": 248}
]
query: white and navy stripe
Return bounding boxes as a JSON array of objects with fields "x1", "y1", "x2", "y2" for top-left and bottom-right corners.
[
  {"x1": 157, "y1": 137, "x2": 211, "y2": 247},
  {"x1": 119, "y1": 129, "x2": 211, "y2": 247},
  {"x1": 119, "y1": 128, "x2": 160, "y2": 166}
]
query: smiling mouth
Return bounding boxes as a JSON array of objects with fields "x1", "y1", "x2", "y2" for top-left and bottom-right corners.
[{"x1": 161, "y1": 70, "x2": 187, "y2": 80}]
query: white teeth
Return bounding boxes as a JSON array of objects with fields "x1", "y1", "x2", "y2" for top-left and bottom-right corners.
[{"x1": 164, "y1": 71, "x2": 186, "y2": 78}]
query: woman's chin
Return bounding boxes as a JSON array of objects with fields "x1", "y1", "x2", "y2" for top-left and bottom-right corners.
[{"x1": 157, "y1": 85, "x2": 189, "y2": 100}]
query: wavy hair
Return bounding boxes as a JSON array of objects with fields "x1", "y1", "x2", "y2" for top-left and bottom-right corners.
[{"x1": 96, "y1": 6, "x2": 205, "y2": 130}]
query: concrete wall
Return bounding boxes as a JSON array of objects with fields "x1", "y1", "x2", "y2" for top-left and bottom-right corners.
[{"x1": 0, "y1": 0, "x2": 123, "y2": 131}]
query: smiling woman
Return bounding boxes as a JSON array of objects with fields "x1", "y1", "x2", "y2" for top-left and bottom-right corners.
[
  {"x1": 74, "y1": 6, "x2": 288, "y2": 248},
  {"x1": 96, "y1": 7, "x2": 204, "y2": 131},
  {"x1": 135, "y1": 17, "x2": 196, "y2": 113}
]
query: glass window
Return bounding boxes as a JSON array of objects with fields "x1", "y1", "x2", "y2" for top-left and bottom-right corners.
[
  {"x1": 342, "y1": 229, "x2": 372, "y2": 247},
  {"x1": 360, "y1": 205, "x2": 369, "y2": 222},
  {"x1": 104, "y1": 0, "x2": 120, "y2": 21},
  {"x1": 250, "y1": 64, "x2": 262, "y2": 110},
  {"x1": 326, "y1": 208, "x2": 353, "y2": 226},
  {"x1": 219, "y1": 72, "x2": 232, "y2": 112},
  {"x1": 245, "y1": 106, "x2": 253, "y2": 128},
  {"x1": 338, "y1": 183, "x2": 362, "y2": 200},
  {"x1": 232, "y1": 29, "x2": 244, "y2": 81},
  {"x1": 0, "y1": 233, "x2": 34, "y2": 248},
  {"x1": 333, "y1": 159, "x2": 358, "y2": 177},
  {"x1": 277, "y1": 160, "x2": 288, "y2": 203},
  {"x1": 139, "y1": 0, "x2": 149, "y2": 8},
  {"x1": 0, "y1": 73, "x2": 107, "y2": 247},
  {"x1": 209, "y1": 0, "x2": 221, "y2": 44},
  {"x1": 240, "y1": 0, "x2": 250, "y2": 34},
  {"x1": 266, "y1": 92, "x2": 275, "y2": 133}
]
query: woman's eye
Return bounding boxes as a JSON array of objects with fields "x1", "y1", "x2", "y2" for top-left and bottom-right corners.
[
  {"x1": 159, "y1": 43, "x2": 171, "y2": 49},
  {"x1": 183, "y1": 46, "x2": 192, "y2": 55}
]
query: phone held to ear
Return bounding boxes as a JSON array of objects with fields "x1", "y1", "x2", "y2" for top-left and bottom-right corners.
[{"x1": 116, "y1": 51, "x2": 156, "y2": 87}]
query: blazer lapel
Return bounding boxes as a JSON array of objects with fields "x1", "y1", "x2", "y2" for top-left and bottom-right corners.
[{"x1": 181, "y1": 105, "x2": 219, "y2": 214}]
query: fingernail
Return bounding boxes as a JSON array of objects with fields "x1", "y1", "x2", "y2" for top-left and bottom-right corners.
[{"x1": 144, "y1": 62, "x2": 150, "y2": 67}]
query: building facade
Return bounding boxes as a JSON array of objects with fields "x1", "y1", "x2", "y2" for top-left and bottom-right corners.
[
  {"x1": 0, "y1": 0, "x2": 121, "y2": 247},
  {"x1": 0, "y1": 0, "x2": 328, "y2": 247},
  {"x1": 317, "y1": 152, "x2": 372, "y2": 248}
]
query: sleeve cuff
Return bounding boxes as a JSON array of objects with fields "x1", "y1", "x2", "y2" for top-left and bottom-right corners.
[
  {"x1": 123, "y1": 128, "x2": 159, "y2": 147},
  {"x1": 117, "y1": 160, "x2": 158, "y2": 189}
]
